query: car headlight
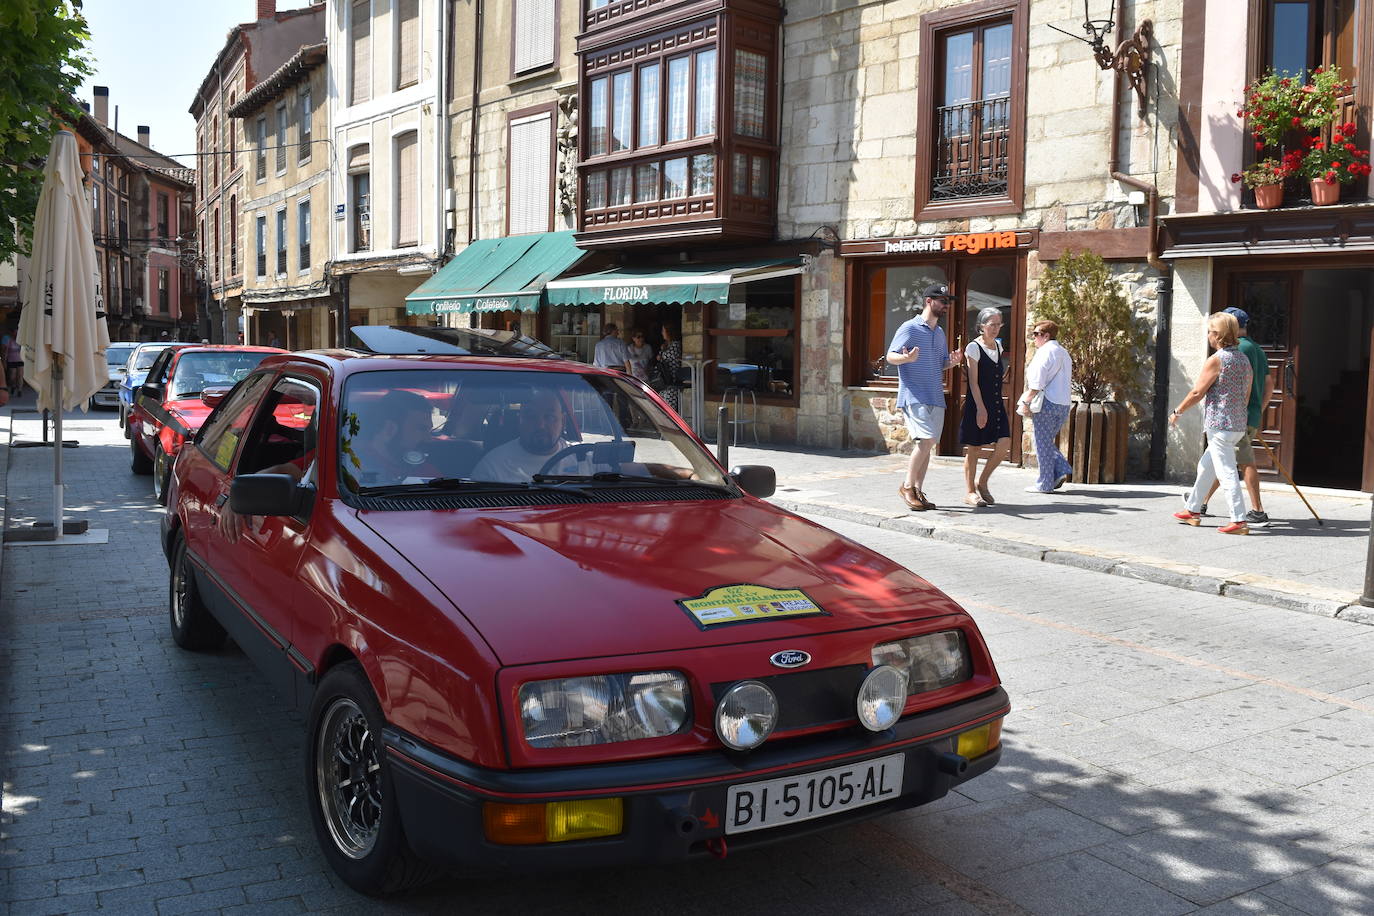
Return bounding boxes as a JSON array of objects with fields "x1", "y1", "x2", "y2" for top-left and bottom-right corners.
[
  {"x1": 856, "y1": 665, "x2": 908, "y2": 731},
  {"x1": 871, "y1": 630, "x2": 972, "y2": 695},
  {"x1": 519, "y1": 671, "x2": 690, "y2": 748},
  {"x1": 714, "y1": 680, "x2": 778, "y2": 751}
]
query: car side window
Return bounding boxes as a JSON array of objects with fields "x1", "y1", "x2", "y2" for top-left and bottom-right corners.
[
  {"x1": 198, "y1": 372, "x2": 276, "y2": 472},
  {"x1": 237, "y1": 378, "x2": 320, "y2": 479},
  {"x1": 144, "y1": 352, "x2": 172, "y2": 387}
]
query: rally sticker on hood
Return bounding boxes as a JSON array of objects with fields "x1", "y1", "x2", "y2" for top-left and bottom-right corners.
[{"x1": 676, "y1": 584, "x2": 828, "y2": 629}]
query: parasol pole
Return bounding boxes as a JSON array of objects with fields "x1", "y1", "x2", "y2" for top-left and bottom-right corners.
[
  {"x1": 53, "y1": 354, "x2": 64, "y2": 536},
  {"x1": 1255, "y1": 432, "x2": 1322, "y2": 526}
]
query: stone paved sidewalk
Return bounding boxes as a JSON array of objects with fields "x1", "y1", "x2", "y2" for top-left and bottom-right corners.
[{"x1": 718, "y1": 443, "x2": 1374, "y2": 625}]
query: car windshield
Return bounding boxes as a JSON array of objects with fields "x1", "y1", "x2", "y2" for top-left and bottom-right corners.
[
  {"x1": 169, "y1": 351, "x2": 273, "y2": 399},
  {"x1": 106, "y1": 346, "x2": 136, "y2": 368},
  {"x1": 132, "y1": 345, "x2": 173, "y2": 371},
  {"x1": 337, "y1": 369, "x2": 728, "y2": 491}
]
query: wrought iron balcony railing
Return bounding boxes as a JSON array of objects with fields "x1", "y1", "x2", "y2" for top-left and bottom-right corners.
[{"x1": 932, "y1": 97, "x2": 1010, "y2": 201}]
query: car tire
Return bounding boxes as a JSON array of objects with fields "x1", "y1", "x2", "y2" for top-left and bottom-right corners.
[
  {"x1": 306, "y1": 663, "x2": 438, "y2": 896},
  {"x1": 154, "y1": 448, "x2": 171, "y2": 506},
  {"x1": 168, "y1": 536, "x2": 226, "y2": 651},
  {"x1": 130, "y1": 434, "x2": 153, "y2": 475}
]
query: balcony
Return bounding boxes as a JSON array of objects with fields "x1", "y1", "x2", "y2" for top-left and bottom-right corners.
[
  {"x1": 932, "y1": 98, "x2": 1010, "y2": 202},
  {"x1": 575, "y1": 0, "x2": 781, "y2": 249}
]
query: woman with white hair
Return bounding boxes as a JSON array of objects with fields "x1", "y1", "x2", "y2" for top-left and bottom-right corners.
[
  {"x1": 1170, "y1": 311, "x2": 1253, "y2": 535},
  {"x1": 958, "y1": 307, "x2": 1011, "y2": 506}
]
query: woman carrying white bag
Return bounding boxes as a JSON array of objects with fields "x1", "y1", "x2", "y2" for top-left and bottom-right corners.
[{"x1": 1017, "y1": 320, "x2": 1074, "y2": 493}]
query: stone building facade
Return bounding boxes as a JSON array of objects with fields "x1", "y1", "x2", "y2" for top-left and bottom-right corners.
[
  {"x1": 231, "y1": 43, "x2": 336, "y2": 349},
  {"x1": 776, "y1": 0, "x2": 1182, "y2": 469},
  {"x1": 190, "y1": 0, "x2": 328, "y2": 344}
]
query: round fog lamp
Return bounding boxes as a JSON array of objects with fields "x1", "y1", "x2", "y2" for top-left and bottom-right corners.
[
  {"x1": 857, "y1": 665, "x2": 908, "y2": 732},
  {"x1": 714, "y1": 681, "x2": 778, "y2": 751}
]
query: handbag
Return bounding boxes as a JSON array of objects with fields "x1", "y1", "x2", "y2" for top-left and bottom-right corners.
[{"x1": 1028, "y1": 390, "x2": 1045, "y2": 413}]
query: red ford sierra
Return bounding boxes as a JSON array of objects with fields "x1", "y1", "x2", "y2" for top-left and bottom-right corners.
[
  {"x1": 129, "y1": 345, "x2": 285, "y2": 504},
  {"x1": 162, "y1": 349, "x2": 1008, "y2": 895}
]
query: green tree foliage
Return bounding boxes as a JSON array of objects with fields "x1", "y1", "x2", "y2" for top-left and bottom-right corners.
[
  {"x1": 0, "y1": 1, "x2": 92, "y2": 263},
  {"x1": 1031, "y1": 250, "x2": 1152, "y2": 405}
]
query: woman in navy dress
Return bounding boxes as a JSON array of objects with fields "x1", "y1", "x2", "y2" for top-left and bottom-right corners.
[{"x1": 958, "y1": 307, "x2": 1011, "y2": 507}]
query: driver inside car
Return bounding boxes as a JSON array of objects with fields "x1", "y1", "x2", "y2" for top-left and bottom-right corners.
[{"x1": 470, "y1": 390, "x2": 594, "y2": 483}]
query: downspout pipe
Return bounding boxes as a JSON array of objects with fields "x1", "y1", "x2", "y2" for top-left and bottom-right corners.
[
  {"x1": 466, "y1": 0, "x2": 484, "y2": 245},
  {"x1": 1107, "y1": 0, "x2": 1164, "y2": 273},
  {"x1": 1105, "y1": 0, "x2": 1173, "y2": 477},
  {"x1": 435, "y1": 0, "x2": 450, "y2": 269}
]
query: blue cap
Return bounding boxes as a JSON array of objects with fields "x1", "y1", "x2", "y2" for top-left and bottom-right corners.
[{"x1": 1223, "y1": 307, "x2": 1249, "y2": 328}]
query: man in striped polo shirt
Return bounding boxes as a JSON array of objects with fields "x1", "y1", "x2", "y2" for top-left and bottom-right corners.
[{"x1": 887, "y1": 283, "x2": 963, "y2": 510}]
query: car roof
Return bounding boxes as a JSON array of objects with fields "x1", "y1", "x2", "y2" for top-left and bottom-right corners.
[{"x1": 255, "y1": 349, "x2": 617, "y2": 381}]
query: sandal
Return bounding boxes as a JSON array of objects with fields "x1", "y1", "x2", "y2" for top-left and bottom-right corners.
[
  {"x1": 977, "y1": 484, "x2": 995, "y2": 505},
  {"x1": 963, "y1": 493, "x2": 988, "y2": 508}
]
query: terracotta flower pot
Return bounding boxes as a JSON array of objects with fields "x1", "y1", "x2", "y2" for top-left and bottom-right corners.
[
  {"x1": 1253, "y1": 184, "x2": 1283, "y2": 209},
  {"x1": 1310, "y1": 178, "x2": 1342, "y2": 205}
]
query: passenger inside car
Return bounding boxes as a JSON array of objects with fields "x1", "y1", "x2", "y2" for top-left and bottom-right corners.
[{"x1": 342, "y1": 389, "x2": 442, "y2": 486}]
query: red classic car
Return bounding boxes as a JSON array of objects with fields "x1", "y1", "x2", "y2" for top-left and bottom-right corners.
[
  {"x1": 129, "y1": 345, "x2": 284, "y2": 504},
  {"x1": 162, "y1": 350, "x2": 1008, "y2": 896}
]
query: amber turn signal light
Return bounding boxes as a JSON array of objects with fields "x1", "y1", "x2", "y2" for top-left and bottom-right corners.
[{"x1": 483, "y1": 798, "x2": 625, "y2": 845}]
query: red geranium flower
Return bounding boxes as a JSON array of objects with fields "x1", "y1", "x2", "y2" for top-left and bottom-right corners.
[
  {"x1": 1346, "y1": 143, "x2": 1357, "y2": 152},
  {"x1": 1231, "y1": 172, "x2": 1242, "y2": 183},
  {"x1": 1292, "y1": 116, "x2": 1302, "y2": 126},
  {"x1": 1333, "y1": 134, "x2": 1345, "y2": 144},
  {"x1": 1255, "y1": 141, "x2": 1265, "y2": 151}
]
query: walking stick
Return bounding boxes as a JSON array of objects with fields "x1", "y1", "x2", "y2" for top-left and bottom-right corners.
[{"x1": 1254, "y1": 433, "x2": 1324, "y2": 526}]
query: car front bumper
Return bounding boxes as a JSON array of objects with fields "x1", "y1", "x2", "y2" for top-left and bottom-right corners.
[
  {"x1": 385, "y1": 686, "x2": 1009, "y2": 870},
  {"x1": 93, "y1": 387, "x2": 121, "y2": 407}
]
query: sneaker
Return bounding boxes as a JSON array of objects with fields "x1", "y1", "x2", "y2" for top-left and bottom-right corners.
[
  {"x1": 1244, "y1": 510, "x2": 1270, "y2": 527},
  {"x1": 1218, "y1": 521, "x2": 1250, "y2": 535},
  {"x1": 1054, "y1": 473, "x2": 1070, "y2": 490},
  {"x1": 1173, "y1": 510, "x2": 1202, "y2": 527}
]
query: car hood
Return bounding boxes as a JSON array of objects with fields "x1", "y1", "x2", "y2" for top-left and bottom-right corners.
[{"x1": 359, "y1": 498, "x2": 963, "y2": 665}]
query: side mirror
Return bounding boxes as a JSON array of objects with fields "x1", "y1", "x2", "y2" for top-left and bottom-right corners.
[
  {"x1": 138, "y1": 382, "x2": 163, "y2": 400},
  {"x1": 200, "y1": 386, "x2": 232, "y2": 408},
  {"x1": 729, "y1": 464, "x2": 776, "y2": 499},
  {"x1": 230, "y1": 474, "x2": 312, "y2": 517}
]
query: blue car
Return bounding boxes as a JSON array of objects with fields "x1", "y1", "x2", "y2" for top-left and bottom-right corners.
[
  {"x1": 92, "y1": 342, "x2": 138, "y2": 411},
  {"x1": 118, "y1": 342, "x2": 191, "y2": 434}
]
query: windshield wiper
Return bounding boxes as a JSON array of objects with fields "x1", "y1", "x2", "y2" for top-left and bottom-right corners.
[
  {"x1": 532, "y1": 471, "x2": 730, "y2": 491},
  {"x1": 357, "y1": 477, "x2": 592, "y2": 497}
]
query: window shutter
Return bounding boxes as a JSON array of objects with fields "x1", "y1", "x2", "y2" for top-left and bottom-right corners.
[
  {"x1": 508, "y1": 112, "x2": 552, "y2": 235},
  {"x1": 397, "y1": 0, "x2": 420, "y2": 88},
  {"x1": 350, "y1": 0, "x2": 371, "y2": 105},
  {"x1": 395, "y1": 132, "x2": 419, "y2": 247},
  {"x1": 513, "y1": 0, "x2": 556, "y2": 74}
]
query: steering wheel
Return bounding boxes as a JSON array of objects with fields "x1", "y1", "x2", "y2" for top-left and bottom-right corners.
[{"x1": 536, "y1": 443, "x2": 600, "y2": 476}]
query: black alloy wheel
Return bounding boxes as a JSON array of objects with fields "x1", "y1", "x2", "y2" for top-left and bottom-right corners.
[
  {"x1": 306, "y1": 663, "x2": 438, "y2": 896},
  {"x1": 168, "y1": 536, "x2": 226, "y2": 650},
  {"x1": 154, "y1": 448, "x2": 171, "y2": 506}
]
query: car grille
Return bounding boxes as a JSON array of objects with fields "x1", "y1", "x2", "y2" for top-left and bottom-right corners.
[
  {"x1": 711, "y1": 665, "x2": 868, "y2": 732},
  {"x1": 352, "y1": 485, "x2": 737, "y2": 511}
]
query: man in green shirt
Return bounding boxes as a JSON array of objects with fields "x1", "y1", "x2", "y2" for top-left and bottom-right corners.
[{"x1": 1205, "y1": 307, "x2": 1269, "y2": 525}]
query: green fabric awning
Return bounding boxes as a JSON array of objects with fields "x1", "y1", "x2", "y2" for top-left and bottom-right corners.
[
  {"x1": 543, "y1": 257, "x2": 802, "y2": 308},
  {"x1": 404, "y1": 231, "x2": 587, "y2": 315}
]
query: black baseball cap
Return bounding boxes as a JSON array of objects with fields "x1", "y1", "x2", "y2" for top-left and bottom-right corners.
[{"x1": 923, "y1": 283, "x2": 953, "y2": 300}]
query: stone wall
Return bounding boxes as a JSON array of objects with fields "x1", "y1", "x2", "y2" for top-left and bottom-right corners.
[{"x1": 776, "y1": 0, "x2": 1182, "y2": 460}]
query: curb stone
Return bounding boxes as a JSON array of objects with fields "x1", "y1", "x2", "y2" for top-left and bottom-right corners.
[{"x1": 771, "y1": 496, "x2": 1371, "y2": 626}]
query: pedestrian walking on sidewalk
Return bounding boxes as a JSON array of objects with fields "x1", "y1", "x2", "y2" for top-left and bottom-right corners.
[
  {"x1": 655, "y1": 325, "x2": 683, "y2": 411},
  {"x1": 1201, "y1": 307, "x2": 1271, "y2": 526},
  {"x1": 959, "y1": 307, "x2": 1011, "y2": 507},
  {"x1": 3, "y1": 333, "x2": 22, "y2": 395},
  {"x1": 1017, "y1": 320, "x2": 1073, "y2": 492},
  {"x1": 1172, "y1": 311, "x2": 1254, "y2": 535},
  {"x1": 888, "y1": 283, "x2": 964, "y2": 511}
]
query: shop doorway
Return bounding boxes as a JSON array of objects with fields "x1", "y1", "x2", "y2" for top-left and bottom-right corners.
[
  {"x1": 1225, "y1": 267, "x2": 1374, "y2": 491},
  {"x1": 855, "y1": 256, "x2": 1026, "y2": 461}
]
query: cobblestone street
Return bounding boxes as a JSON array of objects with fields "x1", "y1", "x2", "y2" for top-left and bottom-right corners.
[{"x1": 3, "y1": 406, "x2": 1374, "y2": 914}]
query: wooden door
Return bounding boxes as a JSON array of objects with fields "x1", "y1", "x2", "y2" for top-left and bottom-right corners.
[{"x1": 1225, "y1": 272, "x2": 1299, "y2": 476}]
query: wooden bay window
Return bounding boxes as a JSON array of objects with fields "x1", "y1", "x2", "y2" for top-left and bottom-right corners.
[{"x1": 575, "y1": 2, "x2": 781, "y2": 247}]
